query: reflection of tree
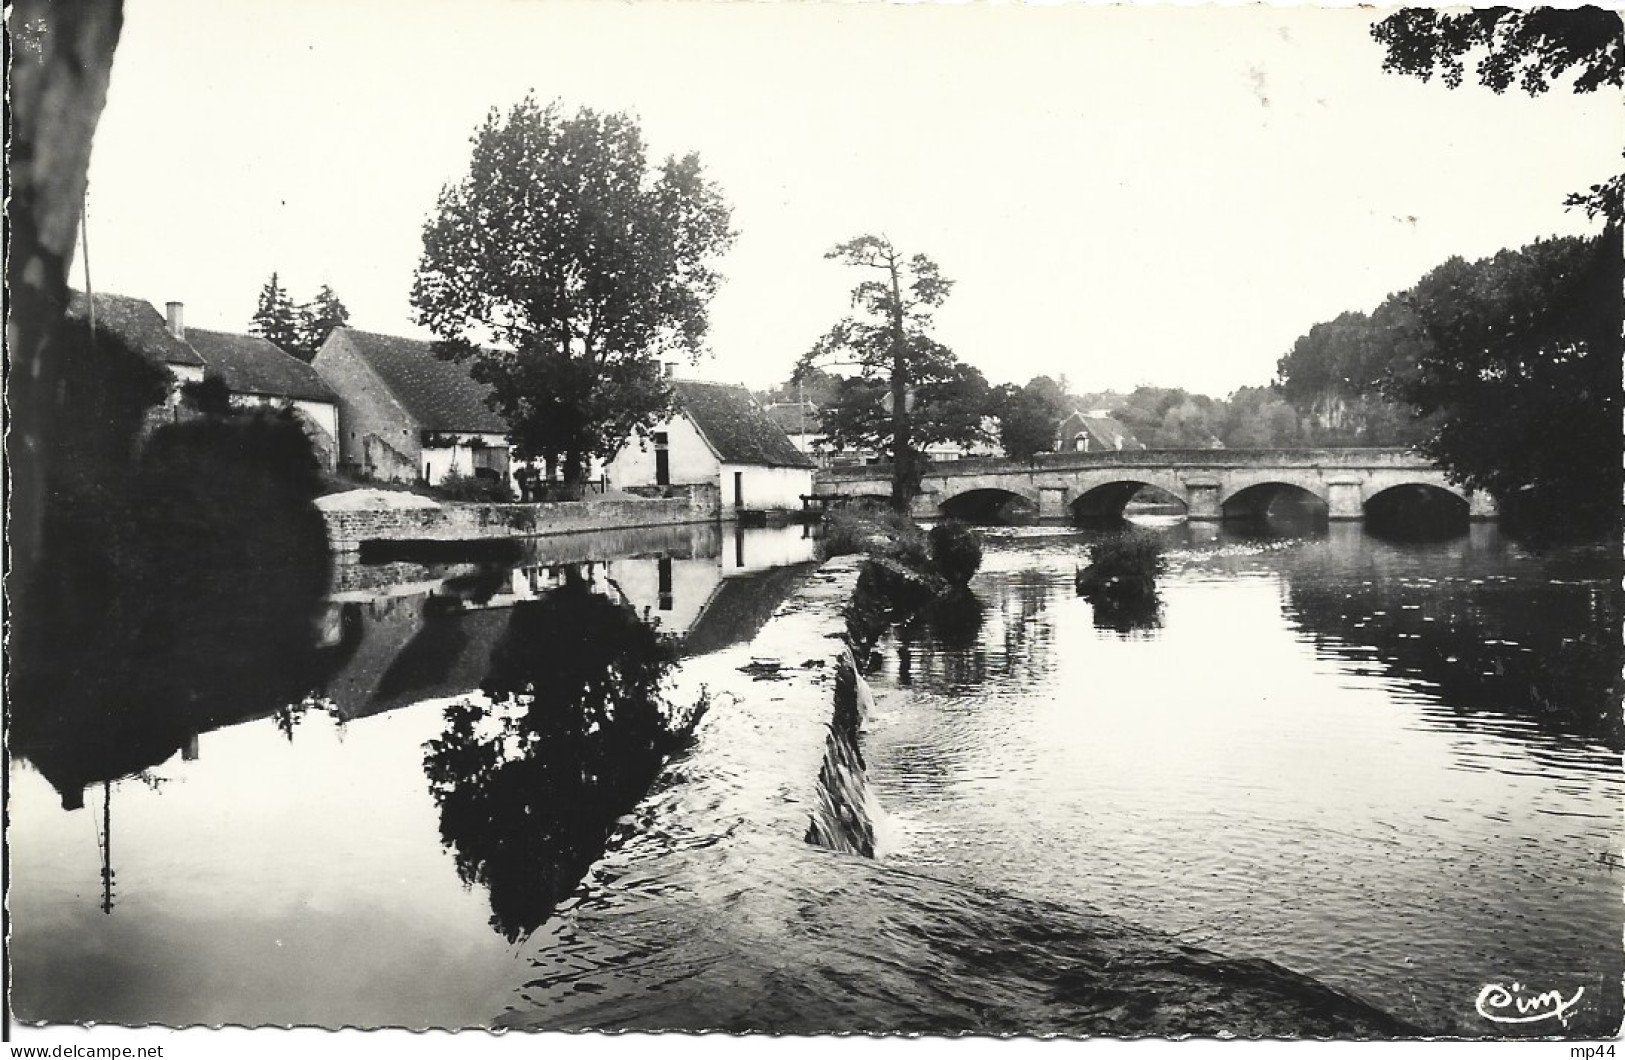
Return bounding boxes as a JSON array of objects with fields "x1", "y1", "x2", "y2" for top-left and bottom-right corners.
[
  {"x1": 1087, "y1": 592, "x2": 1163, "y2": 637},
  {"x1": 10, "y1": 413, "x2": 332, "y2": 808},
  {"x1": 1281, "y1": 539, "x2": 1622, "y2": 750},
  {"x1": 422, "y1": 579, "x2": 688, "y2": 941}
]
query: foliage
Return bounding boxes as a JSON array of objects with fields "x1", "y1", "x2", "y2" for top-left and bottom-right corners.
[
  {"x1": 1371, "y1": 7, "x2": 1624, "y2": 223},
  {"x1": 819, "y1": 505, "x2": 930, "y2": 567},
  {"x1": 249, "y1": 271, "x2": 303, "y2": 355},
  {"x1": 1381, "y1": 229, "x2": 1622, "y2": 535},
  {"x1": 757, "y1": 365, "x2": 842, "y2": 408},
  {"x1": 422, "y1": 580, "x2": 683, "y2": 939},
  {"x1": 795, "y1": 235, "x2": 990, "y2": 510},
  {"x1": 181, "y1": 374, "x2": 234, "y2": 416},
  {"x1": 297, "y1": 284, "x2": 350, "y2": 361},
  {"x1": 412, "y1": 98, "x2": 735, "y2": 484},
  {"x1": 249, "y1": 275, "x2": 351, "y2": 362},
  {"x1": 433, "y1": 468, "x2": 512, "y2": 503},
  {"x1": 995, "y1": 376, "x2": 1070, "y2": 460},
  {"x1": 928, "y1": 521, "x2": 983, "y2": 587},
  {"x1": 1076, "y1": 530, "x2": 1164, "y2": 603}
]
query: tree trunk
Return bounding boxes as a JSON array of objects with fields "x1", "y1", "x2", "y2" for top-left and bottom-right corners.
[
  {"x1": 8, "y1": 0, "x2": 125, "y2": 666},
  {"x1": 887, "y1": 250, "x2": 912, "y2": 514}
]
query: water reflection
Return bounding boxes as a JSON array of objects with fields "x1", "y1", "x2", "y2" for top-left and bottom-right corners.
[
  {"x1": 423, "y1": 578, "x2": 685, "y2": 941},
  {"x1": 864, "y1": 521, "x2": 1624, "y2": 1037}
]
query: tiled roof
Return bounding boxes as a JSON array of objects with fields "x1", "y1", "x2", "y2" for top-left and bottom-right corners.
[
  {"x1": 674, "y1": 380, "x2": 815, "y2": 469},
  {"x1": 188, "y1": 328, "x2": 338, "y2": 404},
  {"x1": 1062, "y1": 410, "x2": 1143, "y2": 451},
  {"x1": 764, "y1": 401, "x2": 821, "y2": 436},
  {"x1": 334, "y1": 328, "x2": 508, "y2": 434},
  {"x1": 64, "y1": 291, "x2": 206, "y2": 367}
]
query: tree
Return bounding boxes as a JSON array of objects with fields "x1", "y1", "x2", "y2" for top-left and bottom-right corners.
[
  {"x1": 1381, "y1": 229, "x2": 1622, "y2": 533},
  {"x1": 248, "y1": 271, "x2": 302, "y2": 354},
  {"x1": 411, "y1": 98, "x2": 735, "y2": 485},
  {"x1": 795, "y1": 235, "x2": 987, "y2": 510},
  {"x1": 1371, "y1": 7, "x2": 1624, "y2": 222},
  {"x1": 996, "y1": 375, "x2": 1070, "y2": 460},
  {"x1": 295, "y1": 284, "x2": 350, "y2": 362}
]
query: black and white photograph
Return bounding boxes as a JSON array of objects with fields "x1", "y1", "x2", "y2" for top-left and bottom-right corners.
[{"x1": 7, "y1": 0, "x2": 1622, "y2": 1054}]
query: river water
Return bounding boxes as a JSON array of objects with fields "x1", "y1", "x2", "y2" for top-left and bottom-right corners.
[{"x1": 7, "y1": 517, "x2": 1620, "y2": 1036}]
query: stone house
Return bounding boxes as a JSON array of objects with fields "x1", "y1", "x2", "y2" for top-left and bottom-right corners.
[
  {"x1": 312, "y1": 327, "x2": 511, "y2": 488},
  {"x1": 186, "y1": 327, "x2": 341, "y2": 470},
  {"x1": 605, "y1": 379, "x2": 815, "y2": 512},
  {"x1": 1057, "y1": 410, "x2": 1145, "y2": 453},
  {"x1": 65, "y1": 293, "x2": 207, "y2": 414}
]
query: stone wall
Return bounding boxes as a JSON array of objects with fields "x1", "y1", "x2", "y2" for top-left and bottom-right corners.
[{"x1": 323, "y1": 484, "x2": 721, "y2": 553}]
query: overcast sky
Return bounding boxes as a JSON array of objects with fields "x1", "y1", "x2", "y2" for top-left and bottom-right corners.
[{"x1": 82, "y1": 0, "x2": 1620, "y2": 397}]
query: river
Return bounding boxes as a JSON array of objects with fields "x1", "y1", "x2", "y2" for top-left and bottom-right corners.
[{"x1": 7, "y1": 517, "x2": 1619, "y2": 1036}]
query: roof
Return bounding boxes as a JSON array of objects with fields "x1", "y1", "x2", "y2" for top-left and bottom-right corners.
[
  {"x1": 764, "y1": 401, "x2": 821, "y2": 436},
  {"x1": 673, "y1": 380, "x2": 815, "y2": 469},
  {"x1": 187, "y1": 328, "x2": 338, "y2": 404},
  {"x1": 64, "y1": 291, "x2": 206, "y2": 367},
  {"x1": 1061, "y1": 411, "x2": 1144, "y2": 451},
  {"x1": 330, "y1": 328, "x2": 508, "y2": 434}
]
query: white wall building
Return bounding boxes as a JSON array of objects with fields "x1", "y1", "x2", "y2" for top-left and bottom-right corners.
[{"x1": 605, "y1": 379, "x2": 815, "y2": 512}]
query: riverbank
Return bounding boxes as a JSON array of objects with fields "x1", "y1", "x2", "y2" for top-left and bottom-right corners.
[{"x1": 500, "y1": 551, "x2": 1417, "y2": 1036}]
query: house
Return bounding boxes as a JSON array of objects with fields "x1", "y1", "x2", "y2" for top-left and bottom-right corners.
[
  {"x1": 605, "y1": 379, "x2": 815, "y2": 511},
  {"x1": 186, "y1": 327, "x2": 341, "y2": 470},
  {"x1": 312, "y1": 328, "x2": 511, "y2": 488},
  {"x1": 764, "y1": 400, "x2": 838, "y2": 468},
  {"x1": 1057, "y1": 410, "x2": 1144, "y2": 453},
  {"x1": 65, "y1": 292, "x2": 208, "y2": 408}
]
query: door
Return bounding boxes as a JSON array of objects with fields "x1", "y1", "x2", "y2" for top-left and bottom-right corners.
[
  {"x1": 654, "y1": 432, "x2": 670, "y2": 487},
  {"x1": 733, "y1": 471, "x2": 744, "y2": 508}
]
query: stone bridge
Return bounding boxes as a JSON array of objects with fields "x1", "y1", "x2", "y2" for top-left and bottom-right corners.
[{"x1": 812, "y1": 448, "x2": 1497, "y2": 523}]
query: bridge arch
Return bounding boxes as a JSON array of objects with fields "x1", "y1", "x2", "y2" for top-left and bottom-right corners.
[
  {"x1": 1364, "y1": 482, "x2": 1469, "y2": 538},
  {"x1": 1070, "y1": 480, "x2": 1188, "y2": 522},
  {"x1": 1222, "y1": 481, "x2": 1328, "y2": 525},
  {"x1": 937, "y1": 486, "x2": 1039, "y2": 523}
]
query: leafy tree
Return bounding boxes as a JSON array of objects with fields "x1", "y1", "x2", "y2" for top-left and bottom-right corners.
[
  {"x1": 411, "y1": 98, "x2": 735, "y2": 485},
  {"x1": 248, "y1": 272, "x2": 302, "y2": 355},
  {"x1": 758, "y1": 365, "x2": 842, "y2": 409},
  {"x1": 1371, "y1": 7, "x2": 1624, "y2": 222},
  {"x1": 296, "y1": 284, "x2": 350, "y2": 362},
  {"x1": 1381, "y1": 229, "x2": 1622, "y2": 534},
  {"x1": 795, "y1": 235, "x2": 988, "y2": 509},
  {"x1": 996, "y1": 376, "x2": 1070, "y2": 460}
]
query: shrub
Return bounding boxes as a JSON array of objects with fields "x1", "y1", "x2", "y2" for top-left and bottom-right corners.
[
  {"x1": 1076, "y1": 530, "x2": 1164, "y2": 601},
  {"x1": 928, "y1": 521, "x2": 982, "y2": 587},
  {"x1": 819, "y1": 506, "x2": 929, "y2": 565},
  {"x1": 435, "y1": 469, "x2": 512, "y2": 503}
]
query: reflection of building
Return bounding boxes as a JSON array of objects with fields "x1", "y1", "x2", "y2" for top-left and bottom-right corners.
[
  {"x1": 186, "y1": 327, "x2": 341, "y2": 470},
  {"x1": 605, "y1": 380, "x2": 814, "y2": 511},
  {"x1": 313, "y1": 328, "x2": 511, "y2": 488}
]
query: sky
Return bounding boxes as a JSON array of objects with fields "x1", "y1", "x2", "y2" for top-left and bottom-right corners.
[{"x1": 81, "y1": 0, "x2": 1622, "y2": 398}]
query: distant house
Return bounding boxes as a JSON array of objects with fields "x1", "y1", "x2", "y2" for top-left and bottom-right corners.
[
  {"x1": 1057, "y1": 410, "x2": 1144, "y2": 453},
  {"x1": 312, "y1": 328, "x2": 511, "y2": 488},
  {"x1": 65, "y1": 293, "x2": 207, "y2": 407},
  {"x1": 764, "y1": 401, "x2": 826, "y2": 466},
  {"x1": 186, "y1": 328, "x2": 341, "y2": 470},
  {"x1": 605, "y1": 379, "x2": 815, "y2": 511}
]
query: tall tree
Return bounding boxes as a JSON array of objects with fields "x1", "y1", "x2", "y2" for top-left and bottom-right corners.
[
  {"x1": 795, "y1": 235, "x2": 983, "y2": 510},
  {"x1": 411, "y1": 98, "x2": 735, "y2": 485},
  {"x1": 295, "y1": 284, "x2": 350, "y2": 362},
  {"x1": 249, "y1": 272, "x2": 302, "y2": 354},
  {"x1": 996, "y1": 376, "x2": 1070, "y2": 460},
  {"x1": 1382, "y1": 229, "x2": 1622, "y2": 533},
  {"x1": 1371, "y1": 7, "x2": 1624, "y2": 222}
]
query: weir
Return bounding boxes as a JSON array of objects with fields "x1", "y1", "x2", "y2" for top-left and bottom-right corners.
[{"x1": 498, "y1": 554, "x2": 1418, "y2": 1036}]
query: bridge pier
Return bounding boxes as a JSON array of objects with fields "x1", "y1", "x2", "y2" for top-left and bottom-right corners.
[
  {"x1": 1038, "y1": 486, "x2": 1070, "y2": 520},
  {"x1": 1183, "y1": 478, "x2": 1221, "y2": 522},
  {"x1": 1326, "y1": 478, "x2": 1365, "y2": 521}
]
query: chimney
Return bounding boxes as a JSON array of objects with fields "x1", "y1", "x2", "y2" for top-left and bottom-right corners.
[{"x1": 165, "y1": 301, "x2": 185, "y2": 340}]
